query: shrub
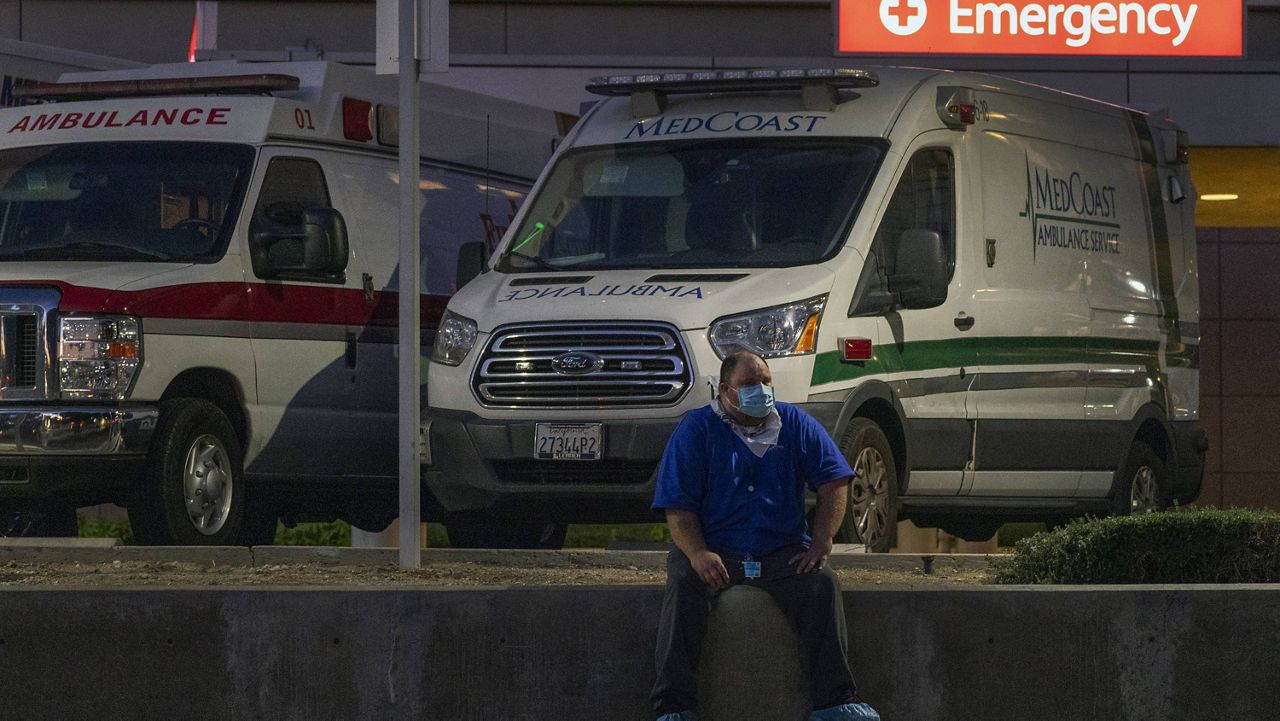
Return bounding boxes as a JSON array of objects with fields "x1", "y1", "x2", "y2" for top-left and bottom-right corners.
[
  {"x1": 990, "y1": 508, "x2": 1280, "y2": 584},
  {"x1": 274, "y1": 521, "x2": 352, "y2": 546},
  {"x1": 78, "y1": 517, "x2": 133, "y2": 543}
]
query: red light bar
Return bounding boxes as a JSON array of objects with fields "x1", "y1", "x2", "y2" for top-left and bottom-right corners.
[
  {"x1": 842, "y1": 337, "x2": 874, "y2": 362},
  {"x1": 343, "y1": 97, "x2": 374, "y2": 142},
  {"x1": 14, "y1": 74, "x2": 300, "y2": 102}
]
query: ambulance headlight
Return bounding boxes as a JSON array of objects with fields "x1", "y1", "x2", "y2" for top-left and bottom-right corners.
[
  {"x1": 431, "y1": 310, "x2": 478, "y2": 366},
  {"x1": 708, "y1": 295, "x2": 826, "y2": 359},
  {"x1": 58, "y1": 316, "x2": 141, "y2": 400}
]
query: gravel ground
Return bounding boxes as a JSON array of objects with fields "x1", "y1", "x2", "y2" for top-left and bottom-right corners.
[{"x1": 0, "y1": 559, "x2": 990, "y2": 587}]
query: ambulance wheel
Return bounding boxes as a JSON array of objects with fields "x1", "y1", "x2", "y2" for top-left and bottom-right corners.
[
  {"x1": 129, "y1": 399, "x2": 271, "y2": 546},
  {"x1": 835, "y1": 418, "x2": 898, "y2": 553},
  {"x1": 445, "y1": 514, "x2": 567, "y2": 549},
  {"x1": 1113, "y1": 440, "x2": 1172, "y2": 516}
]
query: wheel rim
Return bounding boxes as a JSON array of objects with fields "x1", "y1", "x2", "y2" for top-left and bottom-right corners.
[
  {"x1": 849, "y1": 446, "x2": 890, "y2": 547},
  {"x1": 183, "y1": 433, "x2": 233, "y2": 535},
  {"x1": 1129, "y1": 465, "x2": 1160, "y2": 514}
]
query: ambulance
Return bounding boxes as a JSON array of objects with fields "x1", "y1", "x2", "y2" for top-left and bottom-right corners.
[
  {"x1": 425, "y1": 67, "x2": 1206, "y2": 551},
  {"x1": 0, "y1": 60, "x2": 562, "y2": 544}
]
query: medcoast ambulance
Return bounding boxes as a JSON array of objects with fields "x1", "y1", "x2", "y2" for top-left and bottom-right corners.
[
  {"x1": 0, "y1": 61, "x2": 562, "y2": 543},
  {"x1": 426, "y1": 67, "x2": 1206, "y2": 551}
]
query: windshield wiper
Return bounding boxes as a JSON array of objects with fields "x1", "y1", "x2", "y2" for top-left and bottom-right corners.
[
  {"x1": 504, "y1": 250, "x2": 563, "y2": 272},
  {"x1": 13, "y1": 241, "x2": 173, "y2": 262}
]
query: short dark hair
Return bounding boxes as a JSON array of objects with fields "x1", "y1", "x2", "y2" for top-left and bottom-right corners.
[{"x1": 720, "y1": 349, "x2": 765, "y2": 384}]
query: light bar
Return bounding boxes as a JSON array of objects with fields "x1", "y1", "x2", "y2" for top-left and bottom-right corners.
[
  {"x1": 15, "y1": 74, "x2": 301, "y2": 102},
  {"x1": 585, "y1": 68, "x2": 880, "y2": 98}
]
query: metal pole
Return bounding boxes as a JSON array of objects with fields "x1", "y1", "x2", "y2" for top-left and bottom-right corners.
[{"x1": 397, "y1": 0, "x2": 422, "y2": 569}]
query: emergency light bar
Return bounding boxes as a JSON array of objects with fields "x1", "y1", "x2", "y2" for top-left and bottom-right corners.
[
  {"x1": 586, "y1": 68, "x2": 879, "y2": 117},
  {"x1": 15, "y1": 74, "x2": 301, "y2": 102}
]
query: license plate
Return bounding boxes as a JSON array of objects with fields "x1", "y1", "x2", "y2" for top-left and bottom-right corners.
[{"x1": 535, "y1": 423, "x2": 602, "y2": 461}]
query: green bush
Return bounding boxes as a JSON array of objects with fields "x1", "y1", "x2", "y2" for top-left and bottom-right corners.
[
  {"x1": 990, "y1": 508, "x2": 1280, "y2": 584},
  {"x1": 274, "y1": 521, "x2": 352, "y2": 546},
  {"x1": 77, "y1": 517, "x2": 133, "y2": 543},
  {"x1": 565, "y1": 523, "x2": 672, "y2": 548}
]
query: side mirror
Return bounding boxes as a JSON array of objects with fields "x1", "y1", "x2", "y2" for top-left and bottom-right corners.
[
  {"x1": 255, "y1": 206, "x2": 349, "y2": 278},
  {"x1": 300, "y1": 207, "x2": 349, "y2": 274},
  {"x1": 848, "y1": 248, "x2": 898, "y2": 317},
  {"x1": 890, "y1": 229, "x2": 949, "y2": 309},
  {"x1": 455, "y1": 241, "x2": 488, "y2": 289}
]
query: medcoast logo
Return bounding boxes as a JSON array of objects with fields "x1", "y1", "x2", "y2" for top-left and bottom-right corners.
[
  {"x1": 626, "y1": 112, "x2": 828, "y2": 140},
  {"x1": 499, "y1": 284, "x2": 704, "y2": 302},
  {"x1": 1020, "y1": 155, "x2": 1122, "y2": 260}
]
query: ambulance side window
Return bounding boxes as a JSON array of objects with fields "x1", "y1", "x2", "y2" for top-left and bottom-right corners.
[
  {"x1": 249, "y1": 157, "x2": 334, "y2": 280},
  {"x1": 873, "y1": 148, "x2": 955, "y2": 281}
]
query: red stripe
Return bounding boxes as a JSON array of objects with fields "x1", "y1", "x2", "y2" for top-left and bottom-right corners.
[{"x1": 9, "y1": 281, "x2": 448, "y2": 329}]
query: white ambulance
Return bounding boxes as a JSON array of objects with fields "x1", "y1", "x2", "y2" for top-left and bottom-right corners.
[
  {"x1": 0, "y1": 60, "x2": 562, "y2": 544},
  {"x1": 426, "y1": 67, "x2": 1206, "y2": 551}
]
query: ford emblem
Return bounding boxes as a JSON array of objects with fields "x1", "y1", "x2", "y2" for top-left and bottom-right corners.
[{"x1": 551, "y1": 351, "x2": 605, "y2": 376}]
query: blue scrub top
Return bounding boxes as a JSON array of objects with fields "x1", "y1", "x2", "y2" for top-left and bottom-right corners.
[{"x1": 652, "y1": 402, "x2": 855, "y2": 557}]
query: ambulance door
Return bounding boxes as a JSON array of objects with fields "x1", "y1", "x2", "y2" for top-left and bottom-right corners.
[
  {"x1": 867, "y1": 135, "x2": 975, "y2": 496},
  {"x1": 967, "y1": 130, "x2": 1089, "y2": 497},
  {"x1": 342, "y1": 159, "x2": 530, "y2": 482},
  {"x1": 242, "y1": 151, "x2": 359, "y2": 482}
]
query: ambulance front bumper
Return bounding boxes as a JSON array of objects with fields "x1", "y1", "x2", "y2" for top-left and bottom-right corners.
[
  {"x1": 422, "y1": 408, "x2": 679, "y2": 523},
  {"x1": 0, "y1": 405, "x2": 157, "y2": 503}
]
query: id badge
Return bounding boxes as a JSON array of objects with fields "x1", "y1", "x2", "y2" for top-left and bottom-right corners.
[{"x1": 742, "y1": 560, "x2": 762, "y2": 579}]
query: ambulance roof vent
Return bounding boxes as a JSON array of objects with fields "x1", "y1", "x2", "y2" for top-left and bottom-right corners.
[
  {"x1": 585, "y1": 68, "x2": 879, "y2": 118},
  {"x1": 15, "y1": 74, "x2": 301, "y2": 102}
]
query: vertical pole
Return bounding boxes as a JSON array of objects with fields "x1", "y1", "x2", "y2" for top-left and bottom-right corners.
[{"x1": 397, "y1": 0, "x2": 422, "y2": 569}]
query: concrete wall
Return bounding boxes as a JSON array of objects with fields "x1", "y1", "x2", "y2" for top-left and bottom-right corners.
[{"x1": 1, "y1": 585, "x2": 1278, "y2": 720}]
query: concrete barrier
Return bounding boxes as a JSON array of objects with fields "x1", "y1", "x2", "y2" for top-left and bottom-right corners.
[{"x1": 1, "y1": 585, "x2": 1278, "y2": 720}]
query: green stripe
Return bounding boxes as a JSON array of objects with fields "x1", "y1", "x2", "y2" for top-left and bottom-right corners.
[{"x1": 810, "y1": 336, "x2": 1194, "y2": 386}]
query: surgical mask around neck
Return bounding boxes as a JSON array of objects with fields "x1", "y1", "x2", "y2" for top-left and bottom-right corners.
[{"x1": 726, "y1": 383, "x2": 775, "y2": 418}]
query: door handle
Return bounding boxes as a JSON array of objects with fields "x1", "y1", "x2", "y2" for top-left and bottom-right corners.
[
  {"x1": 954, "y1": 314, "x2": 975, "y2": 331},
  {"x1": 345, "y1": 331, "x2": 358, "y2": 369}
]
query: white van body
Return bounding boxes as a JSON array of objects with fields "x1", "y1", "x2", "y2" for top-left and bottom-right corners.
[
  {"x1": 0, "y1": 60, "x2": 561, "y2": 543},
  {"x1": 426, "y1": 67, "x2": 1205, "y2": 550}
]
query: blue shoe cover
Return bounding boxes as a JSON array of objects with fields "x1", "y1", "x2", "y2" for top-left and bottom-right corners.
[
  {"x1": 656, "y1": 711, "x2": 698, "y2": 721},
  {"x1": 810, "y1": 701, "x2": 880, "y2": 721}
]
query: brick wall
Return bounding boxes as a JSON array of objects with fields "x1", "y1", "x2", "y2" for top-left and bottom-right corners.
[{"x1": 1196, "y1": 227, "x2": 1280, "y2": 510}]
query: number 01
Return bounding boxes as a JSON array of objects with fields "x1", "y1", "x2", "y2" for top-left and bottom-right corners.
[{"x1": 294, "y1": 108, "x2": 316, "y2": 130}]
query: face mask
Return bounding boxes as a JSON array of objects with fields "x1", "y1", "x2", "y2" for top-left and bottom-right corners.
[{"x1": 727, "y1": 383, "x2": 775, "y2": 418}]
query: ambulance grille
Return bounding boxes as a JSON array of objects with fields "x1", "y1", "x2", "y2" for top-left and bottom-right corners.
[
  {"x1": 0, "y1": 287, "x2": 59, "y2": 400},
  {"x1": 8, "y1": 315, "x2": 38, "y2": 387},
  {"x1": 473, "y1": 322, "x2": 692, "y2": 408}
]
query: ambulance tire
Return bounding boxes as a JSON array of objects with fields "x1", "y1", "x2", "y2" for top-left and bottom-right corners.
[
  {"x1": 445, "y1": 514, "x2": 568, "y2": 549},
  {"x1": 835, "y1": 419, "x2": 899, "y2": 553},
  {"x1": 1112, "y1": 440, "x2": 1172, "y2": 516},
  {"x1": 129, "y1": 399, "x2": 266, "y2": 546}
]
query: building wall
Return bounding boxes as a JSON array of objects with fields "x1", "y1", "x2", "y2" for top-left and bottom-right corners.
[{"x1": 1196, "y1": 227, "x2": 1280, "y2": 510}]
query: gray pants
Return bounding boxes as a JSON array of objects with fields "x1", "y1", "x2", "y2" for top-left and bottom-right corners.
[{"x1": 650, "y1": 545, "x2": 859, "y2": 716}]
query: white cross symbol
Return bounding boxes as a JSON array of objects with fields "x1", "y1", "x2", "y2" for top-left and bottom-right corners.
[{"x1": 880, "y1": 0, "x2": 928, "y2": 36}]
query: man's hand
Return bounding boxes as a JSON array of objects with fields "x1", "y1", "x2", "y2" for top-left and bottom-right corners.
[
  {"x1": 789, "y1": 535, "x2": 833, "y2": 573},
  {"x1": 689, "y1": 549, "x2": 731, "y2": 589}
]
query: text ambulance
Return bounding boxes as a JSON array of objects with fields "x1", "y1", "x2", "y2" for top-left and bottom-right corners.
[
  {"x1": 426, "y1": 67, "x2": 1206, "y2": 551},
  {"x1": 0, "y1": 60, "x2": 562, "y2": 544}
]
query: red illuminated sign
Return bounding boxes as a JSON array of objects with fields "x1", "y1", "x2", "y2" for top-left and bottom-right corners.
[{"x1": 836, "y1": 0, "x2": 1243, "y2": 57}]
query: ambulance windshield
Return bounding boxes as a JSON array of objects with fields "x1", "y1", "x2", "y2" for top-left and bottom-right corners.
[
  {"x1": 0, "y1": 142, "x2": 254, "y2": 262},
  {"x1": 498, "y1": 139, "x2": 883, "y2": 272}
]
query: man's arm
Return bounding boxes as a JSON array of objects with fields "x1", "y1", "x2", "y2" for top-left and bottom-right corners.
[
  {"x1": 666, "y1": 509, "x2": 730, "y2": 589},
  {"x1": 790, "y1": 477, "x2": 850, "y2": 573}
]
